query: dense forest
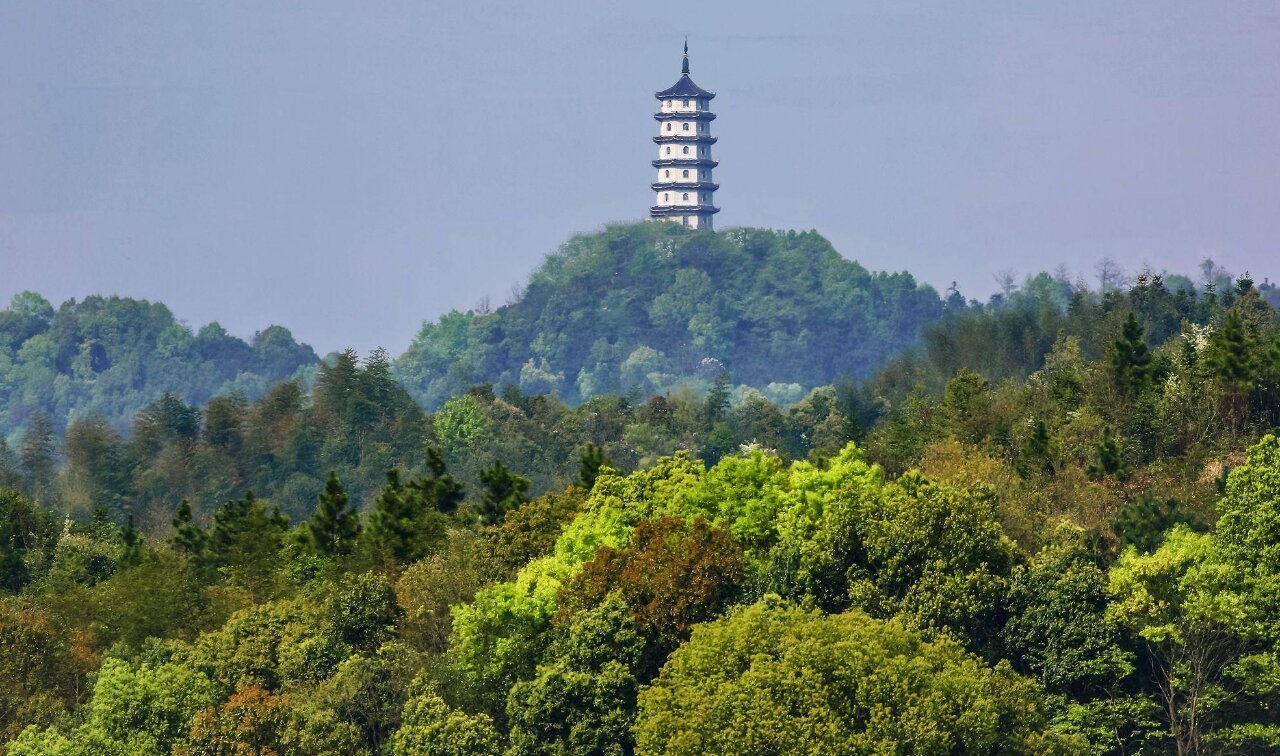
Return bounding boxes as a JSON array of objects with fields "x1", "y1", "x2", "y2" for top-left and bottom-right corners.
[
  {"x1": 0, "y1": 293, "x2": 317, "y2": 439},
  {"x1": 4, "y1": 230, "x2": 1280, "y2": 752},
  {"x1": 393, "y1": 223, "x2": 948, "y2": 408}
]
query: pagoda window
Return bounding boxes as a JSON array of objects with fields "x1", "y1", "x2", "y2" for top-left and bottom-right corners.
[
  {"x1": 682, "y1": 170, "x2": 689, "y2": 178},
  {"x1": 666, "y1": 123, "x2": 672, "y2": 132},
  {"x1": 663, "y1": 193, "x2": 669, "y2": 201},
  {"x1": 683, "y1": 99, "x2": 689, "y2": 107},
  {"x1": 665, "y1": 146, "x2": 671, "y2": 154},
  {"x1": 682, "y1": 123, "x2": 690, "y2": 131},
  {"x1": 664, "y1": 170, "x2": 670, "y2": 178},
  {"x1": 682, "y1": 193, "x2": 689, "y2": 200},
  {"x1": 683, "y1": 146, "x2": 689, "y2": 154}
]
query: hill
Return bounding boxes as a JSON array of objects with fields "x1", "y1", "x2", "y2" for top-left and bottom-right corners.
[
  {"x1": 0, "y1": 292, "x2": 317, "y2": 440},
  {"x1": 394, "y1": 223, "x2": 947, "y2": 408}
]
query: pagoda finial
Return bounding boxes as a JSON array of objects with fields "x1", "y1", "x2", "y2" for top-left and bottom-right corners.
[{"x1": 682, "y1": 39, "x2": 689, "y2": 75}]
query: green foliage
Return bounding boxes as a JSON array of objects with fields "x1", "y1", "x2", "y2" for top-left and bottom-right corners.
[
  {"x1": 390, "y1": 679, "x2": 500, "y2": 756},
  {"x1": 635, "y1": 598, "x2": 1080, "y2": 755},
  {"x1": 1001, "y1": 535, "x2": 1133, "y2": 696},
  {"x1": 363, "y1": 469, "x2": 449, "y2": 566},
  {"x1": 477, "y1": 460, "x2": 531, "y2": 524},
  {"x1": 1110, "y1": 312, "x2": 1155, "y2": 395},
  {"x1": 578, "y1": 443, "x2": 612, "y2": 491},
  {"x1": 394, "y1": 224, "x2": 945, "y2": 408},
  {"x1": 506, "y1": 594, "x2": 644, "y2": 756},
  {"x1": 0, "y1": 293, "x2": 316, "y2": 439},
  {"x1": 10, "y1": 657, "x2": 215, "y2": 756},
  {"x1": 307, "y1": 471, "x2": 361, "y2": 558},
  {"x1": 325, "y1": 572, "x2": 401, "y2": 652}
]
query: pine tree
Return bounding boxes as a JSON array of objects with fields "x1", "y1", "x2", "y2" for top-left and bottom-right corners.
[
  {"x1": 171, "y1": 499, "x2": 207, "y2": 558},
  {"x1": 1087, "y1": 426, "x2": 1131, "y2": 482},
  {"x1": 1110, "y1": 313, "x2": 1153, "y2": 395},
  {"x1": 578, "y1": 443, "x2": 612, "y2": 491},
  {"x1": 704, "y1": 370, "x2": 732, "y2": 426},
  {"x1": 408, "y1": 447, "x2": 464, "y2": 515},
  {"x1": 366, "y1": 469, "x2": 421, "y2": 565},
  {"x1": 1208, "y1": 309, "x2": 1256, "y2": 430},
  {"x1": 18, "y1": 412, "x2": 57, "y2": 501},
  {"x1": 307, "y1": 470, "x2": 361, "y2": 557},
  {"x1": 119, "y1": 515, "x2": 145, "y2": 567},
  {"x1": 478, "y1": 460, "x2": 530, "y2": 525}
]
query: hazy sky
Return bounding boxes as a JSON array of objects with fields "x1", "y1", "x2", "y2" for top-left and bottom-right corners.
[{"x1": 2, "y1": 2, "x2": 1278, "y2": 355}]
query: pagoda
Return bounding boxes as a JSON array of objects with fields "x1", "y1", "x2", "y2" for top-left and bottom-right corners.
[{"x1": 650, "y1": 42, "x2": 719, "y2": 230}]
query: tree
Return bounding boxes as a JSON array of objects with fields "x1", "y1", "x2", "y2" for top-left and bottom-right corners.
[
  {"x1": 577, "y1": 443, "x2": 612, "y2": 491},
  {"x1": 410, "y1": 447, "x2": 464, "y2": 515},
  {"x1": 1111, "y1": 312, "x2": 1154, "y2": 396},
  {"x1": 1087, "y1": 426, "x2": 1131, "y2": 482},
  {"x1": 326, "y1": 572, "x2": 401, "y2": 652},
  {"x1": 18, "y1": 412, "x2": 57, "y2": 501},
  {"x1": 1207, "y1": 309, "x2": 1256, "y2": 430},
  {"x1": 506, "y1": 594, "x2": 644, "y2": 756},
  {"x1": 208, "y1": 491, "x2": 288, "y2": 599},
  {"x1": 1106, "y1": 528, "x2": 1274, "y2": 754},
  {"x1": 635, "y1": 598, "x2": 1080, "y2": 754},
  {"x1": 364, "y1": 469, "x2": 448, "y2": 566},
  {"x1": 1002, "y1": 536, "x2": 1133, "y2": 698},
  {"x1": 170, "y1": 500, "x2": 207, "y2": 562},
  {"x1": 0, "y1": 604, "x2": 85, "y2": 743},
  {"x1": 178, "y1": 682, "x2": 291, "y2": 756},
  {"x1": 477, "y1": 460, "x2": 530, "y2": 525},
  {"x1": 307, "y1": 471, "x2": 361, "y2": 558},
  {"x1": 562, "y1": 516, "x2": 744, "y2": 658},
  {"x1": 389, "y1": 679, "x2": 500, "y2": 756}
]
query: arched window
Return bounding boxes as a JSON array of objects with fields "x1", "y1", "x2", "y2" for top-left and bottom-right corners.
[
  {"x1": 683, "y1": 99, "x2": 689, "y2": 107},
  {"x1": 666, "y1": 123, "x2": 671, "y2": 131},
  {"x1": 682, "y1": 169, "x2": 689, "y2": 178},
  {"x1": 664, "y1": 170, "x2": 670, "y2": 178},
  {"x1": 663, "y1": 193, "x2": 669, "y2": 201},
  {"x1": 665, "y1": 146, "x2": 671, "y2": 154},
  {"x1": 682, "y1": 123, "x2": 690, "y2": 131},
  {"x1": 682, "y1": 192, "x2": 689, "y2": 200},
  {"x1": 682, "y1": 146, "x2": 689, "y2": 154}
]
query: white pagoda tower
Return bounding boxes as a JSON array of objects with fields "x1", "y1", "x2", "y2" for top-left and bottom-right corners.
[{"x1": 650, "y1": 42, "x2": 719, "y2": 231}]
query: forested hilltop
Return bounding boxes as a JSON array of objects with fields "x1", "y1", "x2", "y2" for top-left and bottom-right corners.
[
  {"x1": 4, "y1": 262, "x2": 1280, "y2": 753},
  {"x1": 0, "y1": 293, "x2": 317, "y2": 439},
  {"x1": 394, "y1": 223, "x2": 947, "y2": 408}
]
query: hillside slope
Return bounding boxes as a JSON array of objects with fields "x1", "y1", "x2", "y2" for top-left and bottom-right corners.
[
  {"x1": 0, "y1": 292, "x2": 317, "y2": 439},
  {"x1": 395, "y1": 223, "x2": 944, "y2": 408}
]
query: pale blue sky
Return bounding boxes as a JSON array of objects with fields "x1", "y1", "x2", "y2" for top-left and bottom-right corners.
[{"x1": 2, "y1": 2, "x2": 1277, "y2": 354}]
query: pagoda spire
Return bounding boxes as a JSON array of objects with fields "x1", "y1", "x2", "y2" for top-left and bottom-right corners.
[{"x1": 682, "y1": 39, "x2": 689, "y2": 74}]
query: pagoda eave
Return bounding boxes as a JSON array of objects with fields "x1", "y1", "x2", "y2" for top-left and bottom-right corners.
[
  {"x1": 651, "y1": 158, "x2": 719, "y2": 168},
  {"x1": 653, "y1": 111, "x2": 717, "y2": 122},
  {"x1": 651, "y1": 182, "x2": 719, "y2": 192},
  {"x1": 650, "y1": 205, "x2": 720, "y2": 216},
  {"x1": 653, "y1": 135, "x2": 718, "y2": 145}
]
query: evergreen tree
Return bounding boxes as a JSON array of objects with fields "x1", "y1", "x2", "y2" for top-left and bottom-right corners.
[
  {"x1": 1110, "y1": 313, "x2": 1153, "y2": 395},
  {"x1": 407, "y1": 448, "x2": 464, "y2": 515},
  {"x1": 18, "y1": 412, "x2": 57, "y2": 500},
  {"x1": 1087, "y1": 426, "x2": 1131, "y2": 482},
  {"x1": 365, "y1": 469, "x2": 445, "y2": 565},
  {"x1": 1208, "y1": 309, "x2": 1257, "y2": 431},
  {"x1": 577, "y1": 443, "x2": 612, "y2": 491},
  {"x1": 208, "y1": 491, "x2": 288, "y2": 598},
  {"x1": 477, "y1": 461, "x2": 530, "y2": 525},
  {"x1": 1016, "y1": 419, "x2": 1054, "y2": 478},
  {"x1": 120, "y1": 515, "x2": 145, "y2": 567},
  {"x1": 307, "y1": 471, "x2": 361, "y2": 558},
  {"x1": 704, "y1": 370, "x2": 732, "y2": 426},
  {"x1": 171, "y1": 499, "x2": 207, "y2": 559}
]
